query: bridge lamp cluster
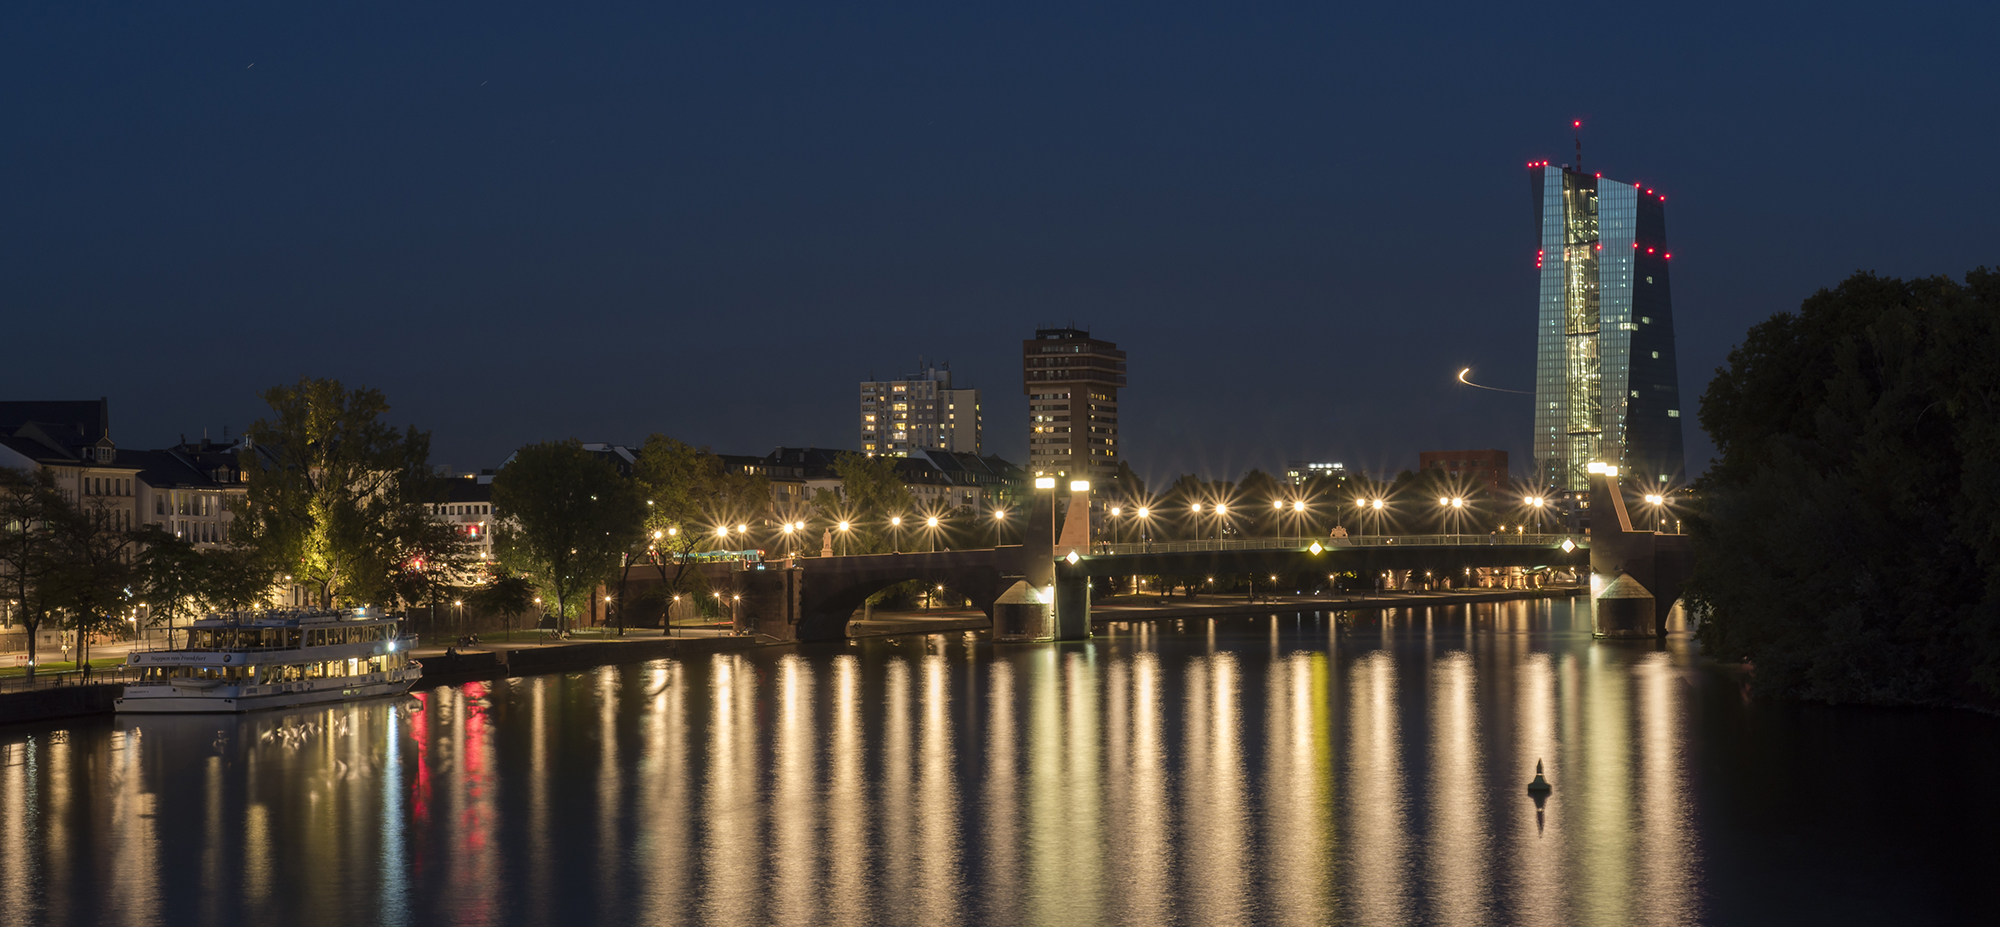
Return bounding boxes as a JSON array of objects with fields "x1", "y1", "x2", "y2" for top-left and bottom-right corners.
[
  {"x1": 1524, "y1": 496, "x2": 1546, "y2": 507},
  {"x1": 1643, "y1": 494, "x2": 1665, "y2": 505},
  {"x1": 1438, "y1": 497, "x2": 1465, "y2": 509},
  {"x1": 1034, "y1": 477, "x2": 1057, "y2": 490}
]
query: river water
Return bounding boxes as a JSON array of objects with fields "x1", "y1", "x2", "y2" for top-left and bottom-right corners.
[{"x1": 2, "y1": 597, "x2": 1995, "y2": 926}]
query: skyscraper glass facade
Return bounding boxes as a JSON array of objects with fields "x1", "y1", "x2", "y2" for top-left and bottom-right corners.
[{"x1": 1531, "y1": 163, "x2": 1684, "y2": 491}]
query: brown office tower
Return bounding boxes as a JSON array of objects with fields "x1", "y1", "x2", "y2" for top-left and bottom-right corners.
[{"x1": 1023, "y1": 328, "x2": 1126, "y2": 484}]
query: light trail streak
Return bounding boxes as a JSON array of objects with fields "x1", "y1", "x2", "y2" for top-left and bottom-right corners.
[{"x1": 1456, "y1": 367, "x2": 1532, "y2": 395}]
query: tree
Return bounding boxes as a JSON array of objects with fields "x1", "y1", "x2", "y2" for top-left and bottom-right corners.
[
  {"x1": 45, "y1": 493, "x2": 143, "y2": 671},
  {"x1": 831, "y1": 452, "x2": 915, "y2": 554},
  {"x1": 1687, "y1": 268, "x2": 2000, "y2": 707},
  {"x1": 491, "y1": 441, "x2": 647, "y2": 635},
  {"x1": 470, "y1": 566, "x2": 538, "y2": 638},
  {"x1": 629, "y1": 434, "x2": 769, "y2": 633},
  {"x1": 236, "y1": 378, "x2": 438, "y2": 607},
  {"x1": 0, "y1": 468, "x2": 69, "y2": 677},
  {"x1": 385, "y1": 514, "x2": 476, "y2": 637}
]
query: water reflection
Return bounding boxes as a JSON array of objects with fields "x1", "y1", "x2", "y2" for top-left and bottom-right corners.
[{"x1": 3, "y1": 598, "x2": 1991, "y2": 925}]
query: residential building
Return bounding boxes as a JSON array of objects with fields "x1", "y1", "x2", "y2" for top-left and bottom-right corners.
[
  {"x1": 427, "y1": 475, "x2": 496, "y2": 563},
  {"x1": 858, "y1": 362, "x2": 981, "y2": 456},
  {"x1": 1530, "y1": 156, "x2": 1686, "y2": 491},
  {"x1": 1418, "y1": 449, "x2": 1509, "y2": 494},
  {"x1": 725, "y1": 446, "x2": 1027, "y2": 522},
  {"x1": 1022, "y1": 328, "x2": 1126, "y2": 484}
]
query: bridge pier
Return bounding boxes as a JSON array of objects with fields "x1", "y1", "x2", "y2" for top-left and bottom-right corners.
[
  {"x1": 1587, "y1": 469, "x2": 1694, "y2": 639},
  {"x1": 1052, "y1": 558, "x2": 1091, "y2": 641}
]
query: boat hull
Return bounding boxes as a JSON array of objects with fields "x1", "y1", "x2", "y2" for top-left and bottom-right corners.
[{"x1": 115, "y1": 669, "x2": 423, "y2": 714}]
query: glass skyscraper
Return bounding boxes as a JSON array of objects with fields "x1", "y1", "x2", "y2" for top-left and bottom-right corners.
[{"x1": 1530, "y1": 161, "x2": 1685, "y2": 492}]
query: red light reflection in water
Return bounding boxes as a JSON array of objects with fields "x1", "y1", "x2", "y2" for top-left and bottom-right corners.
[
  {"x1": 461, "y1": 682, "x2": 491, "y2": 853},
  {"x1": 411, "y1": 692, "x2": 431, "y2": 828}
]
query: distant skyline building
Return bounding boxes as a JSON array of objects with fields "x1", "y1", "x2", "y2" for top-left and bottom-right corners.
[
  {"x1": 1284, "y1": 461, "x2": 1348, "y2": 486},
  {"x1": 1023, "y1": 328, "x2": 1125, "y2": 483},
  {"x1": 859, "y1": 362, "x2": 981, "y2": 457},
  {"x1": 1530, "y1": 155, "x2": 1686, "y2": 491}
]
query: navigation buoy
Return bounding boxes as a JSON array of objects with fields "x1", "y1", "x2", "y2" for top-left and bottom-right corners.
[{"x1": 1527, "y1": 759, "x2": 1552, "y2": 795}]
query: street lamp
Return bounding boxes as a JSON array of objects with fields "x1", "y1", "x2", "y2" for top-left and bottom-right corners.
[
  {"x1": 837, "y1": 520, "x2": 852, "y2": 555},
  {"x1": 926, "y1": 515, "x2": 940, "y2": 552},
  {"x1": 1136, "y1": 506, "x2": 1152, "y2": 552},
  {"x1": 1642, "y1": 493, "x2": 1665, "y2": 531},
  {"x1": 890, "y1": 515, "x2": 903, "y2": 553},
  {"x1": 1214, "y1": 503, "x2": 1228, "y2": 543},
  {"x1": 991, "y1": 508, "x2": 1006, "y2": 547}
]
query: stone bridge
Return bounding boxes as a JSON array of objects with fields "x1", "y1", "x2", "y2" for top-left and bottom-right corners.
[{"x1": 678, "y1": 475, "x2": 1690, "y2": 642}]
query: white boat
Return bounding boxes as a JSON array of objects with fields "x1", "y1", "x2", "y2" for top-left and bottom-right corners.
[{"x1": 116, "y1": 607, "x2": 422, "y2": 714}]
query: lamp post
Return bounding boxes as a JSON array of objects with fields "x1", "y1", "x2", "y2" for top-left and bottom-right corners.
[
  {"x1": 926, "y1": 515, "x2": 940, "y2": 552},
  {"x1": 1136, "y1": 506, "x2": 1151, "y2": 553},
  {"x1": 1525, "y1": 495, "x2": 1546, "y2": 534},
  {"x1": 781, "y1": 522, "x2": 795, "y2": 558},
  {"x1": 1291, "y1": 499, "x2": 1307, "y2": 544},
  {"x1": 991, "y1": 509, "x2": 1005, "y2": 548},
  {"x1": 890, "y1": 516, "x2": 903, "y2": 553},
  {"x1": 838, "y1": 520, "x2": 852, "y2": 556},
  {"x1": 1214, "y1": 503, "x2": 1228, "y2": 543},
  {"x1": 1190, "y1": 501, "x2": 1203, "y2": 545},
  {"x1": 1643, "y1": 493, "x2": 1665, "y2": 531}
]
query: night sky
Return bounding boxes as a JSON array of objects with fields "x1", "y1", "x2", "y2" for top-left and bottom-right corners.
[{"x1": 5, "y1": 2, "x2": 1994, "y2": 487}]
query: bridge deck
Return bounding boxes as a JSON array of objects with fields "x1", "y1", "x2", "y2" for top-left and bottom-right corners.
[{"x1": 1094, "y1": 534, "x2": 1587, "y2": 556}]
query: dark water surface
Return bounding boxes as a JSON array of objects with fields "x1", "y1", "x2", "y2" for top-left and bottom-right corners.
[{"x1": 4, "y1": 598, "x2": 1997, "y2": 926}]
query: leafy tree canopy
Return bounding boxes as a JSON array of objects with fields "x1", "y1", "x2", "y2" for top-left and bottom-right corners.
[
  {"x1": 830, "y1": 452, "x2": 914, "y2": 554},
  {"x1": 1688, "y1": 267, "x2": 2000, "y2": 707},
  {"x1": 237, "y1": 378, "x2": 441, "y2": 607},
  {"x1": 491, "y1": 441, "x2": 646, "y2": 632}
]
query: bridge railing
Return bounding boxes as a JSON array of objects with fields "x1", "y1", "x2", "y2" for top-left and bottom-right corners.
[{"x1": 1092, "y1": 534, "x2": 1587, "y2": 556}]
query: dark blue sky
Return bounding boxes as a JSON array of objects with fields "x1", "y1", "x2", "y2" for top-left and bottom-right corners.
[{"x1": 5, "y1": 1, "x2": 1994, "y2": 487}]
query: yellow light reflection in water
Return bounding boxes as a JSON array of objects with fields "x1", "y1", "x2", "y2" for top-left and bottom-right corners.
[
  {"x1": 1511, "y1": 650, "x2": 1565, "y2": 926},
  {"x1": 883, "y1": 655, "x2": 916, "y2": 924},
  {"x1": 771, "y1": 654, "x2": 820, "y2": 925},
  {"x1": 918, "y1": 653, "x2": 964, "y2": 924},
  {"x1": 1347, "y1": 650, "x2": 1409, "y2": 925},
  {"x1": 1428, "y1": 651, "x2": 1488, "y2": 925},
  {"x1": 703, "y1": 654, "x2": 759, "y2": 926},
  {"x1": 1637, "y1": 651, "x2": 1695, "y2": 924},
  {"x1": 1184, "y1": 653, "x2": 1249, "y2": 924},
  {"x1": 827, "y1": 654, "x2": 869, "y2": 925},
  {"x1": 105, "y1": 729, "x2": 161, "y2": 926},
  {"x1": 982, "y1": 658, "x2": 1022, "y2": 927},
  {"x1": 638, "y1": 660, "x2": 693, "y2": 925},
  {"x1": 1266, "y1": 651, "x2": 1334, "y2": 924},
  {"x1": 1580, "y1": 646, "x2": 1634, "y2": 927}
]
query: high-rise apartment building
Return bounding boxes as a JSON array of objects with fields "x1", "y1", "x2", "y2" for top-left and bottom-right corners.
[
  {"x1": 1530, "y1": 158, "x2": 1685, "y2": 492},
  {"x1": 858, "y1": 363, "x2": 981, "y2": 457},
  {"x1": 1022, "y1": 328, "x2": 1125, "y2": 483}
]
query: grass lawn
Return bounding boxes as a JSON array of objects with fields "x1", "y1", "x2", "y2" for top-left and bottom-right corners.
[{"x1": 0, "y1": 656, "x2": 128, "y2": 679}]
